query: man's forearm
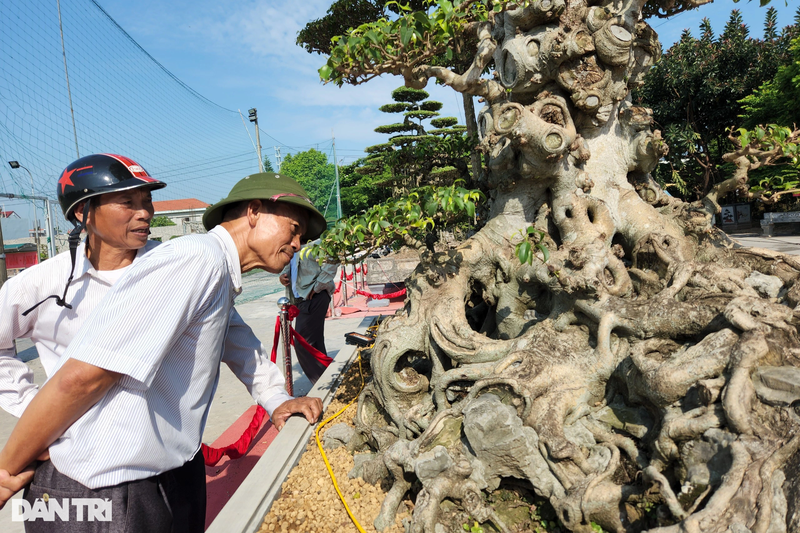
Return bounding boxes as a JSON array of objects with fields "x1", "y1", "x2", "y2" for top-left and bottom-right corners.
[{"x1": 0, "y1": 359, "x2": 120, "y2": 475}]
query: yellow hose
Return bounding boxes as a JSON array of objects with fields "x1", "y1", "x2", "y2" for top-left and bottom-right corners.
[{"x1": 315, "y1": 349, "x2": 367, "y2": 533}]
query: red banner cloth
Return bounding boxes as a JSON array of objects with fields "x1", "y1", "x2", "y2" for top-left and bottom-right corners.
[{"x1": 201, "y1": 405, "x2": 267, "y2": 466}]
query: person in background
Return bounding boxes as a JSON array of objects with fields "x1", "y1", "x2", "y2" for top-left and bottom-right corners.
[
  {"x1": 0, "y1": 171, "x2": 325, "y2": 533},
  {"x1": 279, "y1": 243, "x2": 338, "y2": 383}
]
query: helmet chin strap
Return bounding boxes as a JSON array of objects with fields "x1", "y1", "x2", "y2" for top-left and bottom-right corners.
[{"x1": 22, "y1": 198, "x2": 91, "y2": 316}]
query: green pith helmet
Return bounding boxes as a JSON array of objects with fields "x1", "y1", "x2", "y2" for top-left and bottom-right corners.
[{"x1": 202, "y1": 172, "x2": 326, "y2": 240}]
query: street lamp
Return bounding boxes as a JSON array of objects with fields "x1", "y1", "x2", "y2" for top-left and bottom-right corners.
[
  {"x1": 248, "y1": 108, "x2": 264, "y2": 172},
  {"x1": 7, "y1": 161, "x2": 43, "y2": 261}
]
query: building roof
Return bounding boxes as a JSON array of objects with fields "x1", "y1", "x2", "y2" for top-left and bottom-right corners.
[
  {"x1": 153, "y1": 199, "x2": 210, "y2": 213},
  {"x1": 4, "y1": 243, "x2": 37, "y2": 252},
  {"x1": 1, "y1": 211, "x2": 19, "y2": 218}
]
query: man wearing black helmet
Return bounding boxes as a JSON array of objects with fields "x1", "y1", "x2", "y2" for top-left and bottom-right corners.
[
  {"x1": 0, "y1": 154, "x2": 167, "y2": 412},
  {"x1": 0, "y1": 171, "x2": 325, "y2": 532}
]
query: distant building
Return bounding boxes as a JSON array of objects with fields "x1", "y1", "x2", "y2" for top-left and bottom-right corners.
[
  {"x1": 1, "y1": 211, "x2": 20, "y2": 218},
  {"x1": 153, "y1": 199, "x2": 210, "y2": 226},
  {"x1": 4, "y1": 242, "x2": 39, "y2": 276}
]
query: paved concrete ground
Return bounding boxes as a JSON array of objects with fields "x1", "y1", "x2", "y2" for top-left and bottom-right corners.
[
  {"x1": 727, "y1": 232, "x2": 800, "y2": 256},
  {"x1": 0, "y1": 292, "x2": 369, "y2": 532}
]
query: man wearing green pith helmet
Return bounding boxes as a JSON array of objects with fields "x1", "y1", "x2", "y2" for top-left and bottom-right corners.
[{"x1": 0, "y1": 173, "x2": 327, "y2": 533}]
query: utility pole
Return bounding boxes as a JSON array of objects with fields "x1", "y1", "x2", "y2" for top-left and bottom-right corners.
[
  {"x1": 248, "y1": 108, "x2": 264, "y2": 172},
  {"x1": 332, "y1": 133, "x2": 342, "y2": 219},
  {"x1": 45, "y1": 200, "x2": 56, "y2": 257},
  {"x1": 274, "y1": 146, "x2": 282, "y2": 171}
]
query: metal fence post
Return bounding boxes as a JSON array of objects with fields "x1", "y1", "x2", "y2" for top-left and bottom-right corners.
[
  {"x1": 342, "y1": 264, "x2": 349, "y2": 307},
  {"x1": 277, "y1": 296, "x2": 293, "y2": 396}
]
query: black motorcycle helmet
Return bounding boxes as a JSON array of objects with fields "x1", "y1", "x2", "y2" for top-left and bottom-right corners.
[
  {"x1": 58, "y1": 153, "x2": 166, "y2": 221},
  {"x1": 22, "y1": 154, "x2": 166, "y2": 316}
]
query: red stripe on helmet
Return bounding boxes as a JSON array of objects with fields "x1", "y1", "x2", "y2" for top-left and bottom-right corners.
[{"x1": 101, "y1": 153, "x2": 157, "y2": 182}]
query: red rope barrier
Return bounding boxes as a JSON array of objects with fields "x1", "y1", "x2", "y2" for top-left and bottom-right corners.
[
  {"x1": 269, "y1": 315, "x2": 280, "y2": 364},
  {"x1": 290, "y1": 326, "x2": 333, "y2": 366},
  {"x1": 201, "y1": 405, "x2": 267, "y2": 466}
]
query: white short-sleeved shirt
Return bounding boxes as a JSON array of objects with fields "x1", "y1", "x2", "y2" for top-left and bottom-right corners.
[
  {"x1": 47, "y1": 226, "x2": 290, "y2": 489},
  {"x1": 0, "y1": 242, "x2": 156, "y2": 417}
]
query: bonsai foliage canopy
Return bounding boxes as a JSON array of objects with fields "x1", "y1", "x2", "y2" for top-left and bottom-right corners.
[{"x1": 314, "y1": 1, "x2": 800, "y2": 532}]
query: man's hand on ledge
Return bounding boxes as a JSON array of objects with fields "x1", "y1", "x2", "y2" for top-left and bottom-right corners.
[{"x1": 271, "y1": 397, "x2": 323, "y2": 431}]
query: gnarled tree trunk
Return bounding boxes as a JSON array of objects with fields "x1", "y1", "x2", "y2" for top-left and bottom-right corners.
[{"x1": 346, "y1": 1, "x2": 800, "y2": 531}]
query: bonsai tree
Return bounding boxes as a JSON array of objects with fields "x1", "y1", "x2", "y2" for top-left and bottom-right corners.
[
  {"x1": 310, "y1": 1, "x2": 800, "y2": 531},
  {"x1": 362, "y1": 86, "x2": 472, "y2": 192}
]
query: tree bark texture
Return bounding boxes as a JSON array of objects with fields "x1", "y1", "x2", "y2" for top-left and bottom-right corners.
[{"x1": 346, "y1": 1, "x2": 800, "y2": 531}]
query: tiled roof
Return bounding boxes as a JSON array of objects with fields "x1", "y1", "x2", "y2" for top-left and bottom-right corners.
[{"x1": 153, "y1": 199, "x2": 210, "y2": 212}]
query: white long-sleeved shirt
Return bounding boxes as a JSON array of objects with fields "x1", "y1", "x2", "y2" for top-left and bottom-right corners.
[
  {"x1": 46, "y1": 227, "x2": 290, "y2": 488},
  {"x1": 0, "y1": 236, "x2": 290, "y2": 423}
]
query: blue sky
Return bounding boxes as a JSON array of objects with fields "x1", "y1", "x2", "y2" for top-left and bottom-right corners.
[
  {"x1": 1, "y1": 0, "x2": 797, "y2": 229},
  {"x1": 94, "y1": 0, "x2": 799, "y2": 162}
]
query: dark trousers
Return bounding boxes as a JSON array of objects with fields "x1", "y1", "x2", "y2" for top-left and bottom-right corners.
[
  {"x1": 22, "y1": 451, "x2": 206, "y2": 533},
  {"x1": 294, "y1": 290, "x2": 331, "y2": 384}
]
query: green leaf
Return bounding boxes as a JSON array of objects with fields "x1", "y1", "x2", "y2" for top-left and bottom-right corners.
[
  {"x1": 517, "y1": 241, "x2": 532, "y2": 265},
  {"x1": 319, "y1": 64, "x2": 333, "y2": 80},
  {"x1": 413, "y1": 11, "x2": 432, "y2": 30},
  {"x1": 535, "y1": 243, "x2": 550, "y2": 263},
  {"x1": 400, "y1": 24, "x2": 413, "y2": 47},
  {"x1": 365, "y1": 30, "x2": 379, "y2": 45}
]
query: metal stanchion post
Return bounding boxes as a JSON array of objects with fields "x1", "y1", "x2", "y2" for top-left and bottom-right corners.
[
  {"x1": 277, "y1": 296, "x2": 293, "y2": 396},
  {"x1": 342, "y1": 264, "x2": 349, "y2": 307}
]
